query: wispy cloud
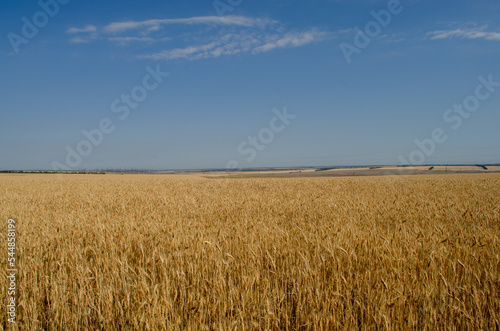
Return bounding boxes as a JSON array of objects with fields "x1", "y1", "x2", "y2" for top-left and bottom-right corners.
[
  {"x1": 139, "y1": 29, "x2": 329, "y2": 61},
  {"x1": 66, "y1": 25, "x2": 97, "y2": 34},
  {"x1": 103, "y1": 16, "x2": 277, "y2": 33},
  {"x1": 107, "y1": 36, "x2": 163, "y2": 46},
  {"x1": 252, "y1": 30, "x2": 323, "y2": 54},
  {"x1": 66, "y1": 15, "x2": 330, "y2": 59},
  {"x1": 427, "y1": 24, "x2": 500, "y2": 41}
]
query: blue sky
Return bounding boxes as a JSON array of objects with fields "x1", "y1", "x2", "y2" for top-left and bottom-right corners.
[{"x1": 1, "y1": 0, "x2": 499, "y2": 170}]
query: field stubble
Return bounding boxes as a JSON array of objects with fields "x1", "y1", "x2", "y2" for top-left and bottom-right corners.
[{"x1": 0, "y1": 173, "x2": 499, "y2": 330}]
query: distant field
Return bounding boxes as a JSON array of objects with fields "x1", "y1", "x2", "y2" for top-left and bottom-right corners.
[
  {"x1": 206, "y1": 165, "x2": 500, "y2": 178},
  {"x1": 1, "y1": 173, "x2": 499, "y2": 329}
]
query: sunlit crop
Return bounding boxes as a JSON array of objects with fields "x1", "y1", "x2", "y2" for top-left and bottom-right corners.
[{"x1": 1, "y1": 173, "x2": 499, "y2": 329}]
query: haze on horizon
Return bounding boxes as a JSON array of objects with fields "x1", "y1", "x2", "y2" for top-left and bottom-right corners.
[{"x1": 1, "y1": 0, "x2": 499, "y2": 171}]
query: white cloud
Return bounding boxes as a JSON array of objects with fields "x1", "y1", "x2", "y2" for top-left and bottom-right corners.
[
  {"x1": 427, "y1": 24, "x2": 500, "y2": 41},
  {"x1": 66, "y1": 25, "x2": 97, "y2": 34},
  {"x1": 140, "y1": 29, "x2": 329, "y2": 61},
  {"x1": 67, "y1": 15, "x2": 329, "y2": 59},
  {"x1": 108, "y1": 36, "x2": 158, "y2": 46},
  {"x1": 252, "y1": 30, "x2": 326, "y2": 54},
  {"x1": 103, "y1": 16, "x2": 277, "y2": 33},
  {"x1": 143, "y1": 41, "x2": 221, "y2": 60},
  {"x1": 67, "y1": 16, "x2": 276, "y2": 36}
]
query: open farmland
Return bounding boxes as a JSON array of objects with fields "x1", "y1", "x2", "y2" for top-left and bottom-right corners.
[{"x1": 1, "y1": 173, "x2": 499, "y2": 330}]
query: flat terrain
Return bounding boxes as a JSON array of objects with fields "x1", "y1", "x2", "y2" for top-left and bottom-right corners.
[
  {"x1": 205, "y1": 165, "x2": 500, "y2": 178},
  {"x1": 1, "y1": 173, "x2": 499, "y2": 329}
]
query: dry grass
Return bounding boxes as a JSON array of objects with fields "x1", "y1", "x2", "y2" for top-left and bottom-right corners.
[{"x1": 0, "y1": 173, "x2": 499, "y2": 330}]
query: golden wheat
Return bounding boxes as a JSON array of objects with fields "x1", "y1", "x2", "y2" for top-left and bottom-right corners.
[{"x1": 0, "y1": 173, "x2": 499, "y2": 330}]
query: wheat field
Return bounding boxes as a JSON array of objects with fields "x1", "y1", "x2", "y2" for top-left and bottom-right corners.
[{"x1": 0, "y1": 173, "x2": 499, "y2": 330}]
